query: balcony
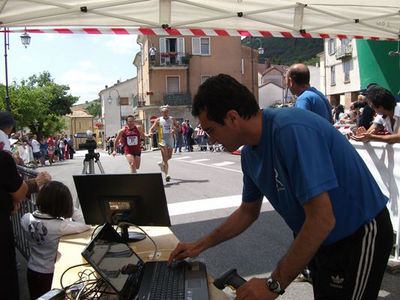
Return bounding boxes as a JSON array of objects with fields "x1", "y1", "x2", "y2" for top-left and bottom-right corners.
[
  {"x1": 163, "y1": 92, "x2": 192, "y2": 106},
  {"x1": 335, "y1": 45, "x2": 353, "y2": 59},
  {"x1": 150, "y1": 52, "x2": 190, "y2": 69}
]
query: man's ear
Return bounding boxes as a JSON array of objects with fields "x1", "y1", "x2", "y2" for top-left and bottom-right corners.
[{"x1": 224, "y1": 110, "x2": 240, "y2": 128}]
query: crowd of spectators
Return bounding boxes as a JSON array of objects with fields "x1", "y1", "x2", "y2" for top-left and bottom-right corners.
[{"x1": 8, "y1": 133, "x2": 75, "y2": 168}]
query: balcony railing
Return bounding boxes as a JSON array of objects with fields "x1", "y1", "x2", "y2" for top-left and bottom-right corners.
[
  {"x1": 335, "y1": 45, "x2": 353, "y2": 59},
  {"x1": 163, "y1": 92, "x2": 192, "y2": 106},
  {"x1": 150, "y1": 51, "x2": 190, "y2": 66}
]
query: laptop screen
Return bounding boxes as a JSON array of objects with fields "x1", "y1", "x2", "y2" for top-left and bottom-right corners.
[{"x1": 82, "y1": 223, "x2": 144, "y2": 294}]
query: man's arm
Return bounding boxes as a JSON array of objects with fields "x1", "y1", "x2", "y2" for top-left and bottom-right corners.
[
  {"x1": 168, "y1": 200, "x2": 262, "y2": 263},
  {"x1": 112, "y1": 129, "x2": 124, "y2": 156},
  {"x1": 351, "y1": 125, "x2": 400, "y2": 143},
  {"x1": 236, "y1": 192, "x2": 335, "y2": 300},
  {"x1": 147, "y1": 119, "x2": 159, "y2": 136},
  {"x1": 273, "y1": 192, "x2": 335, "y2": 288}
]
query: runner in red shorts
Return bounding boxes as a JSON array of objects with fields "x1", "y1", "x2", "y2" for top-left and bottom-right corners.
[{"x1": 113, "y1": 115, "x2": 144, "y2": 173}]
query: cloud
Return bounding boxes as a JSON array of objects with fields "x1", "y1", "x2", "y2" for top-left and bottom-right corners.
[
  {"x1": 104, "y1": 35, "x2": 140, "y2": 54},
  {"x1": 60, "y1": 66, "x2": 107, "y2": 103}
]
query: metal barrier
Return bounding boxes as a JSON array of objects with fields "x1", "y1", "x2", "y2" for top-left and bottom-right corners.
[{"x1": 11, "y1": 165, "x2": 38, "y2": 260}]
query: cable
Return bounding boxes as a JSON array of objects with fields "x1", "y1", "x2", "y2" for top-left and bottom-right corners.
[
  {"x1": 117, "y1": 222, "x2": 159, "y2": 260},
  {"x1": 60, "y1": 263, "x2": 90, "y2": 290}
]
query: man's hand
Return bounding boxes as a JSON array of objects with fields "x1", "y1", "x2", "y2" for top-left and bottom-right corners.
[
  {"x1": 168, "y1": 241, "x2": 203, "y2": 265},
  {"x1": 235, "y1": 278, "x2": 278, "y2": 300},
  {"x1": 35, "y1": 171, "x2": 51, "y2": 187}
]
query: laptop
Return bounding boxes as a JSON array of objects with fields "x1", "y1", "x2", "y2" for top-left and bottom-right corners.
[{"x1": 82, "y1": 223, "x2": 209, "y2": 300}]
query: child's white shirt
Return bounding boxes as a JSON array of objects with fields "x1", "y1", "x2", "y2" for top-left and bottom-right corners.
[{"x1": 21, "y1": 208, "x2": 91, "y2": 273}]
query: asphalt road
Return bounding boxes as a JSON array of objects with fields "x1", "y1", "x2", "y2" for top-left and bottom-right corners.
[{"x1": 18, "y1": 149, "x2": 400, "y2": 299}]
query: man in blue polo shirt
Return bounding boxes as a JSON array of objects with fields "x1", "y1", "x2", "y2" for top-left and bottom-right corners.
[
  {"x1": 287, "y1": 63, "x2": 333, "y2": 123},
  {"x1": 169, "y1": 74, "x2": 393, "y2": 300}
]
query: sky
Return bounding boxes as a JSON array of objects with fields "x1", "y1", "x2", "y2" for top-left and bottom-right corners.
[{"x1": 0, "y1": 32, "x2": 140, "y2": 104}]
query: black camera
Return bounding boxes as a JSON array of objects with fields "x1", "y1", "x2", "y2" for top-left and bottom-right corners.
[{"x1": 76, "y1": 130, "x2": 97, "y2": 151}]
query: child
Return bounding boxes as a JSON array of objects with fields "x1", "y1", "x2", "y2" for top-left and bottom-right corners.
[{"x1": 21, "y1": 181, "x2": 91, "y2": 299}]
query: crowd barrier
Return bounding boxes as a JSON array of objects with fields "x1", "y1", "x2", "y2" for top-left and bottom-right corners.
[
  {"x1": 350, "y1": 140, "x2": 400, "y2": 261},
  {"x1": 11, "y1": 166, "x2": 38, "y2": 260}
]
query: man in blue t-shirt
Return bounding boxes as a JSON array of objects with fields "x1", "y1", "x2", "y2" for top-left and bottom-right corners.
[
  {"x1": 287, "y1": 63, "x2": 333, "y2": 123},
  {"x1": 168, "y1": 74, "x2": 393, "y2": 300}
]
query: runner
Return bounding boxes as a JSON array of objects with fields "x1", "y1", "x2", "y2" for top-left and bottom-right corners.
[
  {"x1": 113, "y1": 115, "x2": 144, "y2": 173},
  {"x1": 147, "y1": 105, "x2": 178, "y2": 182}
]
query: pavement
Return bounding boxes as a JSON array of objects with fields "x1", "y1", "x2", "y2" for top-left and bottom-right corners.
[{"x1": 16, "y1": 149, "x2": 400, "y2": 299}]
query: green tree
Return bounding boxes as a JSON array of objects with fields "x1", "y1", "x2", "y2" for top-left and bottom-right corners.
[
  {"x1": 86, "y1": 99, "x2": 101, "y2": 118},
  {"x1": 4, "y1": 71, "x2": 78, "y2": 137}
]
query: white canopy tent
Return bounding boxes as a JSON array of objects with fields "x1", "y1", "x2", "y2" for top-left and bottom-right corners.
[{"x1": 0, "y1": 1, "x2": 399, "y2": 40}]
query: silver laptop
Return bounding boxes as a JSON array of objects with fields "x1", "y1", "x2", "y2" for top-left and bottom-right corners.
[{"x1": 82, "y1": 223, "x2": 209, "y2": 300}]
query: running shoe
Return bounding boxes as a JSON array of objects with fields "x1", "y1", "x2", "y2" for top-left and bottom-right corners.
[{"x1": 158, "y1": 161, "x2": 165, "y2": 173}]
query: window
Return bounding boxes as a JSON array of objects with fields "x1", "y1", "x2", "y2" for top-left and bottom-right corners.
[
  {"x1": 343, "y1": 60, "x2": 351, "y2": 83},
  {"x1": 119, "y1": 97, "x2": 129, "y2": 105},
  {"x1": 330, "y1": 66, "x2": 336, "y2": 86},
  {"x1": 166, "y1": 76, "x2": 180, "y2": 94},
  {"x1": 192, "y1": 37, "x2": 211, "y2": 55},
  {"x1": 201, "y1": 75, "x2": 211, "y2": 84},
  {"x1": 159, "y1": 37, "x2": 185, "y2": 64},
  {"x1": 328, "y1": 39, "x2": 336, "y2": 55}
]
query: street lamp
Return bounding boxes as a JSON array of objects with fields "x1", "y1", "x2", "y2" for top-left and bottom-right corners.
[
  {"x1": 3, "y1": 28, "x2": 31, "y2": 112},
  {"x1": 108, "y1": 88, "x2": 122, "y2": 127},
  {"x1": 250, "y1": 37, "x2": 264, "y2": 96}
]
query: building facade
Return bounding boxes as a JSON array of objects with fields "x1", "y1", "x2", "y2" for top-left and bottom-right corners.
[
  {"x1": 133, "y1": 35, "x2": 257, "y2": 133},
  {"x1": 320, "y1": 38, "x2": 400, "y2": 108},
  {"x1": 99, "y1": 78, "x2": 138, "y2": 141}
]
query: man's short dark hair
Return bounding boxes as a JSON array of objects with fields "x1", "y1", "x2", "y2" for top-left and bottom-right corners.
[
  {"x1": 366, "y1": 85, "x2": 396, "y2": 111},
  {"x1": 36, "y1": 181, "x2": 73, "y2": 218},
  {"x1": 192, "y1": 74, "x2": 259, "y2": 125},
  {"x1": 287, "y1": 66, "x2": 310, "y2": 86},
  {"x1": 126, "y1": 115, "x2": 135, "y2": 122}
]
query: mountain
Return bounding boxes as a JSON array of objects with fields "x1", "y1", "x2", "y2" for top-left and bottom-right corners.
[{"x1": 242, "y1": 37, "x2": 324, "y2": 65}]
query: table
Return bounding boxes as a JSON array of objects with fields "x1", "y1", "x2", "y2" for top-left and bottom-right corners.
[{"x1": 53, "y1": 226, "x2": 230, "y2": 299}]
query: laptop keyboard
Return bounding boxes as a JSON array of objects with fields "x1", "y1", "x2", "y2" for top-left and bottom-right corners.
[{"x1": 149, "y1": 261, "x2": 185, "y2": 300}]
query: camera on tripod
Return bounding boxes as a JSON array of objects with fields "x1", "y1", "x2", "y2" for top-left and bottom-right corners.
[
  {"x1": 76, "y1": 130, "x2": 105, "y2": 174},
  {"x1": 77, "y1": 130, "x2": 97, "y2": 152}
]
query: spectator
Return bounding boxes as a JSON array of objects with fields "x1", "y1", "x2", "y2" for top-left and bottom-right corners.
[
  {"x1": 287, "y1": 63, "x2": 333, "y2": 123},
  {"x1": 351, "y1": 85, "x2": 400, "y2": 143},
  {"x1": 21, "y1": 181, "x2": 90, "y2": 299}
]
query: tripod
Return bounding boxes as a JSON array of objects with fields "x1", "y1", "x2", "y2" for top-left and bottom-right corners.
[{"x1": 82, "y1": 149, "x2": 105, "y2": 174}]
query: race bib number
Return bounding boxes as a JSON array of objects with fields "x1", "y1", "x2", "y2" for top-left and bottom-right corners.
[{"x1": 127, "y1": 136, "x2": 138, "y2": 146}]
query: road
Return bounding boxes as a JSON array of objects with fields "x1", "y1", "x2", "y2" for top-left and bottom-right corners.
[{"x1": 29, "y1": 149, "x2": 400, "y2": 299}]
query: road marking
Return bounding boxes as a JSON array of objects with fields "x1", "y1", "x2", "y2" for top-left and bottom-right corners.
[
  {"x1": 172, "y1": 156, "x2": 191, "y2": 160},
  {"x1": 190, "y1": 159, "x2": 210, "y2": 163},
  {"x1": 168, "y1": 195, "x2": 271, "y2": 216},
  {"x1": 175, "y1": 158, "x2": 242, "y2": 173},
  {"x1": 212, "y1": 161, "x2": 235, "y2": 167}
]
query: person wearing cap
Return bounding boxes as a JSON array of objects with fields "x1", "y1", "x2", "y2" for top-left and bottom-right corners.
[
  {"x1": 351, "y1": 85, "x2": 400, "y2": 144},
  {"x1": 0, "y1": 111, "x2": 16, "y2": 152},
  {"x1": 147, "y1": 105, "x2": 179, "y2": 182}
]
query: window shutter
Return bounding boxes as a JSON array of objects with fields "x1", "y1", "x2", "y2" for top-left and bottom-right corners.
[{"x1": 192, "y1": 37, "x2": 200, "y2": 55}]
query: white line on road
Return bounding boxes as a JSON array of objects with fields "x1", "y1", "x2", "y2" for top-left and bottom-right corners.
[
  {"x1": 168, "y1": 195, "x2": 271, "y2": 216},
  {"x1": 190, "y1": 159, "x2": 210, "y2": 163},
  {"x1": 172, "y1": 156, "x2": 191, "y2": 160},
  {"x1": 212, "y1": 161, "x2": 235, "y2": 167},
  {"x1": 175, "y1": 158, "x2": 242, "y2": 173}
]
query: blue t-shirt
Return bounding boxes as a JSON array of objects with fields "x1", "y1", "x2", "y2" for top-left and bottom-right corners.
[
  {"x1": 295, "y1": 87, "x2": 333, "y2": 123},
  {"x1": 241, "y1": 108, "x2": 387, "y2": 245}
]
